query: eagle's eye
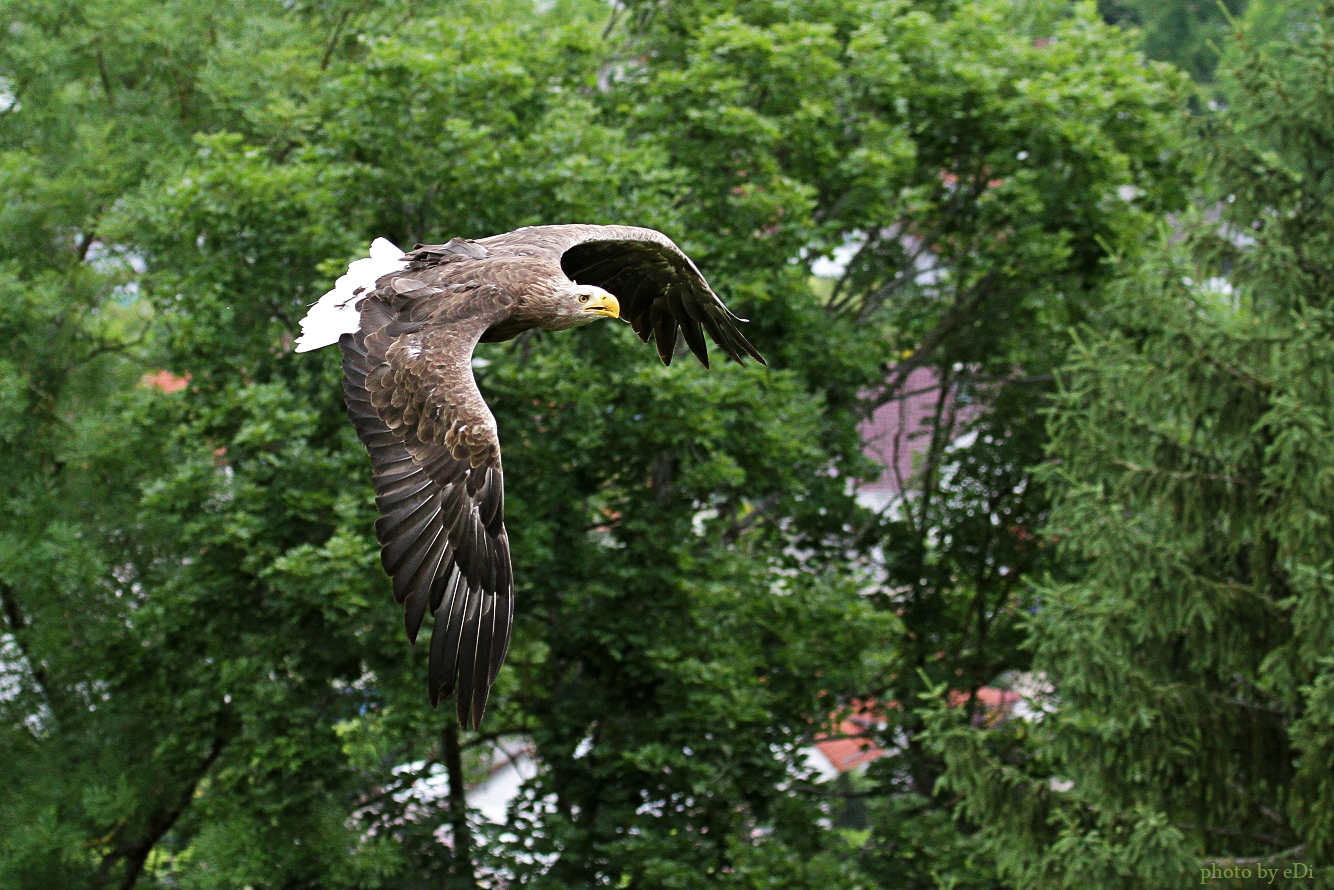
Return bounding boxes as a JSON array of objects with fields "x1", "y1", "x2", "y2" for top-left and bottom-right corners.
[{"x1": 578, "y1": 293, "x2": 590, "y2": 303}]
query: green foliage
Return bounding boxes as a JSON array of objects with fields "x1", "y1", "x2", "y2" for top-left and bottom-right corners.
[
  {"x1": 0, "y1": 0, "x2": 1202, "y2": 887},
  {"x1": 1098, "y1": 0, "x2": 1324, "y2": 90},
  {"x1": 935, "y1": 4, "x2": 1334, "y2": 885},
  {"x1": 613, "y1": 3, "x2": 1187, "y2": 886},
  {"x1": 1098, "y1": 0, "x2": 1248, "y2": 83}
]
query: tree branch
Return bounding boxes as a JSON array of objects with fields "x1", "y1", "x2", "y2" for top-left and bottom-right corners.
[
  {"x1": 869, "y1": 273, "x2": 998, "y2": 408},
  {"x1": 602, "y1": 1, "x2": 625, "y2": 40},
  {"x1": 351, "y1": 757, "x2": 441, "y2": 810},
  {"x1": 320, "y1": 9, "x2": 352, "y2": 70},
  {"x1": 1200, "y1": 843, "x2": 1307, "y2": 868},
  {"x1": 0, "y1": 581, "x2": 62, "y2": 724},
  {"x1": 100, "y1": 729, "x2": 230, "y2": 890},
  {"x1": 94, "y1": 40, "x2": 115, "y2": 107},
  {"x1": 441, "y1": 721, "x2": 478, "y2": 886}
]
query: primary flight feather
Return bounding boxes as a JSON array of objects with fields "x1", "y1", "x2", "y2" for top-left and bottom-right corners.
[{"x1": 296, "y1": 224, "x2": 765, "y2": 728}]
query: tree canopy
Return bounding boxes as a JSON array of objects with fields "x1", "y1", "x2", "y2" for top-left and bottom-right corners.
[
  {"x1": 935, "y1": 4, "x2": 1334, "y2": 886},
  {"x1": 1, "y1": 0, "x2": 1328, "y2": 887}
]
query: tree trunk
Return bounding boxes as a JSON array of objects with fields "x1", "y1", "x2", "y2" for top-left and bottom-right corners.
[{"x1": 441, "y1": 721, "x2": 477, "y2": 888}]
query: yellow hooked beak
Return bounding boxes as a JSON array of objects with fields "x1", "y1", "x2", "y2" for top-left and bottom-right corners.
[{"x1": 580, "y1": 291, "x2": 621, "y2": 319}]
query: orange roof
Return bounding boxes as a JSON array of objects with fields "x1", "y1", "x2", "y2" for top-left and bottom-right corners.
[
  {"x1": 813, "y1": 688, "x2": 1021, "y2": 774},
  {"x1": 815, "y1": 718, "x2": 887, "y2": 772},
  {"x1": 949, "y1": 687, "x2": 1021, "y2": 726},
  {"x1": 141, "y1": 370, "x2": 190, "y2": 393}
]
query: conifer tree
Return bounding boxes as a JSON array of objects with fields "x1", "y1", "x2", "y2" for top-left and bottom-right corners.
[{"x1": 935, "y1": 6, "x2": 1334, "y2": 886}]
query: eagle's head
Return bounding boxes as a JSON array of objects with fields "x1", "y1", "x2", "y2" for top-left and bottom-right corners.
[{"x1": 557, "y1": 283, "x2": 620, "y2": 326}]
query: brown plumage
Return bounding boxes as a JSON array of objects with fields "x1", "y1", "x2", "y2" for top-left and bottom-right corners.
[{"x1": 302, "y1": 224, "x2": 764, "y2": 728}]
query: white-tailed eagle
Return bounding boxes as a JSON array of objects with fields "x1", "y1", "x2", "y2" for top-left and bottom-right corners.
[{"x1": 296, "y1": 225, "x2": 764, "y2": 728}]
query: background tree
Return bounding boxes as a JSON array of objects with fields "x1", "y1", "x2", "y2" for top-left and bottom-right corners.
[
  {"x1": 606, "y1": 1, "x2": 1189, "y2": 884},
  {"x1": 0, "y1": 0, "x2": 1202, "y2": 887},
  {"x1": 934, "y1": 4, "x2": 1334, "y2": 886},
  {"x1": 1095, "y1": 0, "x2": 1322, "y2": 90},
  {"x1": 1097, "y1": 0, "x2": 1248, "y2": 84}
]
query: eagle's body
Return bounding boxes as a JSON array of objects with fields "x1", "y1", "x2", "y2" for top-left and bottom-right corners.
[{"x1": 296, "y1": 224, "x2": 763, "y2": 728}]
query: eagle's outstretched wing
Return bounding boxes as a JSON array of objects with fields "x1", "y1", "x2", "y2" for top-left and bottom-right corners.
[
  {"x1": 479, "y1": 224, "x2": 766, "y2": 367},
  {"x1": 340, "y1": 288, "x2": 513, "y2": 729},
  {"x1": 305, "y1": 225, "x2": 764, "y2": 729}
]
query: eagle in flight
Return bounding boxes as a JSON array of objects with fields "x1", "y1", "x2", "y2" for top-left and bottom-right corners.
[{"x1": 295, "y1": 225, "x2": 764, "y2": 728}]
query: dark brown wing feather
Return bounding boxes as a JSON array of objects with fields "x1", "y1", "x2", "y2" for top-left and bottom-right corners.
[
  {"x1": 340, "y1": 287, "x2": 513, "y2": 729},
  {"x1": 329, "y1": 224, "x2": 758, "y2": 725},
  {"x1": 478, "y1": 224, "x2": 766, "y2": 367},
  {"x1": 562, "y1": 235, "x2": 764, "y2": 367}
]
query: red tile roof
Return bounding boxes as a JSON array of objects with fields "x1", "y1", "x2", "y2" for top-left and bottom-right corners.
[
  {"x1": 141, "y1": 370, "x2": 190, "y2": 393},
  {"x1": 813, "y1": 689, "x2": 1020, "y2": 774}
]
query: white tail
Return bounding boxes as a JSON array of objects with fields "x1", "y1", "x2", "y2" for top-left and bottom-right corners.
[{"x1": 294, "y1": 238, "x2": 408, "y2": 352}]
